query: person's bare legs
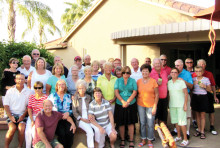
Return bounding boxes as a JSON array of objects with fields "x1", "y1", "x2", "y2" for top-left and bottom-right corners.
[
  {"x1": 119, "y1": 125, "x2": 125, "y2": 145},
  {"x1": 200, "y1": 112, "x2": 206, "y2": 133},
  {"x1": 128, "y1": 124, "x2": 134, "y2": 146},
  {"x1": 109, "y1": 132, "x2": 117, "y2": 148},
  {"x1": 196, "y1": 112, "x2": 201, "y2": 132},
  {"x1": 4, "y1": 122, "x2": 17, "y2": 148},
  {"x1": 176, "y1": 124, "x2": 181, "y2": 138},
  {"x1": 209, "y1": 113, "x2": 215, "y2": 126},
  {"x1": 181, "y1": 125, "x2": 187, "y2": 141},
  {"x1": 17, "y1": 123, "x2": 26, "y2": 147},
  {"x1": 94, "y1": 141, "x2": 98, "y2": 148}
]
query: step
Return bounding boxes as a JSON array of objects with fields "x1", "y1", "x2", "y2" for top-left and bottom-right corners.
[{"x1": 0, "y1": 118, "x2": 8, "y2": 130}]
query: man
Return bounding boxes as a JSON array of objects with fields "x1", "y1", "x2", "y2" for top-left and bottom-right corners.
[
  {"x1": 32, "y1": 99, "x2": 76, "y2": 148},
  {"x1": 31, "y1": 49, "x2": 50, "y2": 69},
  {"x1": 97, "y1": 62, "x2": 117, "y2": 113},
  {"x1": 174, "y1": 59, "x2": 193, "y2": 139},
  {"x1": 4, "y1": 74, "x2": 32, "y2": 148},
  {"x1": 145, "y1": 57, "x2": 152, "y2": 66},
  {"x1": 99, "y1": 59, "x2": 106, "y2": 74},
  {"x1": 130, "y1": 58, "x2": 142, "y2": 82},
  {"x1": 192, "y1": 59, "x2": 219, "y2": 135},
  {"x1": 17, "y1": 55, "x2": 35, "y2": 80},
  {"x1": 150, "y1": 58, "x2": 168, "y2": 124},
  {"x1": 48, "y1": 56, "x2": 69, "y2": 77},
  {"x1": 112, "y1": 58, "x2": 122, "y2": 73},
  {"x1": 160, "y1": 54, "x2": 171, "y2": 76},
  {"x1": 185, "y1": 58, "x2": 194, "y2": 74},
  {"x1": 82, "y1": 54, "x2": 91, "y2": 66},
  {"x1": 68, "y1": 56, "x2": 85, "y2": 79}
]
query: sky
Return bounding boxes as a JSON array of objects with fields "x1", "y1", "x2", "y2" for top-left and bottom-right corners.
[{"x1": 0, "y1": 0, "x2": 215, "y2": 44}]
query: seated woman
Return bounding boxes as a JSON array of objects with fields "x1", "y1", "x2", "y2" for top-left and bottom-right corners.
[
  {"x1": 88, "y1": 87, "x2": 117, "y2": 148},
  {"x1": 72, "y1": 80, "x2": 94, "y2": 148},
  {"x1": 46, "y1": 63, "x2": 66, "y2": 96},
  {"x1": 192, "y1": 66, "x2": 211, "y2": 139},
  {"x1": 83, "y1": 66, "x2": 96, "y2": 98},
  {"x1": 48, "y1": 79, "x2": 75, "y2": 148},
  {"x1": 66, "y1": 65, "x2": 79, "y2": 96},
  {"x1": 168, "y1": 68, "x2": 188, "y2": 146},
  {"x1": 25, "y1": 81, "x2": 47, "y2": 148}
]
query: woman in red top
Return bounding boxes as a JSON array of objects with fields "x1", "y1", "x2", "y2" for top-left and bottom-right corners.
[{"x1": 25, "y1": 81, "x2": 47, "y2": 148}]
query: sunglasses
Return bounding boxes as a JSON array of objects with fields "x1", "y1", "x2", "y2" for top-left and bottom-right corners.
[
  {"x1": 160, "y1": 59, "x2": 167, "y2": 61},
  {"x1": 34, "y1": 87, "x2": 43, "y2": 90},
  {"x1": 12, "y1": 61, "x2": 18, "y2": 64},
  {"x1": 186, "y1": 62, "x2": 193, "y2": 64},
  {"x1": 33, "y1": 53, "x2": 40, "y2": 56},
  {"x1": 122, "y1": 72, "x2": 130, "y2": 75}
]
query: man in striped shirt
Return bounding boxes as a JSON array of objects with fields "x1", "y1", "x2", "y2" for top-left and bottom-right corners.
[{"x1": 88, "y1": 87, "x2": 117, "y2": 148}]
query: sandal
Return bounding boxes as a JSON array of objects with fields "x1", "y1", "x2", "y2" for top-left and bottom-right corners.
[
  {"x1": 129, "y1": 140, "x2": 135, "y2": 148},
  {"x1": 120, "y1": 139, "x2": 125, "y2": 148},
  {"x1": 194, "y1": 131, "x2": 201, "y2": 137},
  {"x1": 180, "y1": 140, "x2": 189, "y2": 147},
  {"x1": 174, "y1": 136, "x2": 182, "y2": 142},
  {"x1": 200, "y1": 133, "x2": 206, "y2": 139},
  {"x1": 138, "y1": 141, "x2": 146, "y2": 147},
  {"x1": 148, "y1": 143, "x2": 154, "y2": 148}
]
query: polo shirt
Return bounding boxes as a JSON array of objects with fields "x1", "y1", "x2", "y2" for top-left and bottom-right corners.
[
  {"x1": 88, "y1": 99, "x2": 111, "y2": 128},
  {"x1": 168, "y1": 79, "x2": 186, "y2": 107},
  {"x1": 4, "y1": 85, "x2": 32, "y2": 115},
  {"x1": 192, "y1": 70, "x2": 216, "y2": 86},
  {"x1": 150, "y1": 68, "x2": 168, "y2": 99},
  {"x1": 46, "y1": 75, "x2": 66, "y2": 94},
  {"x1": 130, "y1": 67, "x2": 142, "y2": 82},
  {"x1": 97, "y1": 74, "x2": 117, "y2": 103},
  {"x1": 17, "y1": 66, "x2": 35, "y2": 79},
  {"x1": 163, "y1": 65, "x2": 171, "y2": 76},
  {"x1": 178, "y1": 69, "x2": 193, "y2": 93}
]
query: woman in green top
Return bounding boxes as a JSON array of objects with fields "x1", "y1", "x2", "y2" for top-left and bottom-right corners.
[{"x1": 114, "y1": 66, "x2": 137, "y2": 148}]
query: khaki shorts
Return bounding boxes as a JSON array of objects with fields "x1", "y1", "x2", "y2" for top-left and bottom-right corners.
[{"x1": 34, "y1": 139, "x2": 61, "y2": 148}]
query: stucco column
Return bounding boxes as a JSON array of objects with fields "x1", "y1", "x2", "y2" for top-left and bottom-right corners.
[{"x1": 120, "y1": 45, "x2": 127, "y2": 66}]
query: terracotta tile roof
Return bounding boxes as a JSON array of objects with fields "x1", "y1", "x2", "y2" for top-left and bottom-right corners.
[
  {"x1": 146, "y1": 0, "x2": 205, "y2": 15},
  {"x1": 44, "y1": 37, "x2": 68, "y2": 50}
]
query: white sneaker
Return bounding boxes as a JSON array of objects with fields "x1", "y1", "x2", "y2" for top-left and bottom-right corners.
[
  {"x1": 174, "y1": 137, "x2": 182, "y2": 142},
  {"x1": 180, "y1": 140, "x2": 189, "y2": 147}
]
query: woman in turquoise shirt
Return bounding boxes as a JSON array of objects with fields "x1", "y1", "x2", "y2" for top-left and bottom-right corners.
[{"x1": 114, "y1": 66, "x2": 137, "y2": 148}]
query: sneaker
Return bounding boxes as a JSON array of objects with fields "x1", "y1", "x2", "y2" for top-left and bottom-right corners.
[
  {"x1": 210, "y1": 127, "x2": 218, "y2": 135},
  {"x1": 193, "y1": 121, "x2": 198, "y2": 128},
  {"x1": 187, "y1": 134, "x2": 190, "y2": 140},
  {"x1": 180, "y1": 140, "x2": 189, "y2": 147},
  {"x1": 171, "y1": 131, "x2": 177, "y2": 136},
  {"x1": 174, "y1": 137, "x2": 182, "y2": 142}
]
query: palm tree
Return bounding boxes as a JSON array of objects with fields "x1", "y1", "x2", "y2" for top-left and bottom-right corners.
[
  {"x1": 61, "y1": 0, "x2": 94, "y2": 33},
  {"x1": 1, "y1": 0, "x2": 58, "y2": 42}
]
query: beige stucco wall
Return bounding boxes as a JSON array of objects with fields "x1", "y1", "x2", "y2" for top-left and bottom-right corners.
[{"x1": 50, "y1": 0, "x2": 195, "y2": 68}]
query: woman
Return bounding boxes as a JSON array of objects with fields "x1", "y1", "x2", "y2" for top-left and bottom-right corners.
[
  {"x1": 48, "y1": 79, "x2": 75, "y2": 148},
  {"x1": 114, "y1": 66, "x2": 138, "y2": 148},
  {"x1": 137, "y1": 64, "x2": 159, "y2": 148},
  {"x1": 72, "y1": 80, "x2": 94, "y2": 148},
  {"x1": 168, "y1": 68, "x2": 188, "y2": 146},
  {"x1": 1, "y1": 58, "x2": 20, "y2": 104},
  {"x1": 83, "y1": 66, "x2": 96, "y2": 98},
  {"x1": 91, "y1": 60, "x2": 102, "y2": 81},
  {"x1": 25, "y1": 81, "x2": 47, "y2": 148},
  {"x1": 46, "y1": 63, "x2": 66, "y2": 96},
  {"x1": 88, "y1": 87, "x2": 117, "y2": 148},
  {"x1": 192, "y1": 66, "x2": 211, "y2": 139},
  {"x1": 27, "y1": 57, "x2": 52, "y2": 94},
  {"x1": 66, "y1": 65, "x2": 79, "y2": 96},
  {"x1": 114, "y1": 66, "x2": 122, "y2": 78}
]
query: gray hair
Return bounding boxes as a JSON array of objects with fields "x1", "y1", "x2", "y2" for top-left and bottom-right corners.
[
  {"x1": 84, "y1": 54, "x2": 91, "y2": 59},
  {"x1": 160, "y1": 54, "x2": 167, "y2": 59},
  {"x1": 75, "y1": 79, "x2": 87, "y2": 89},
  {"x1": 175, "y1": 59, "x2": 184, "y2": 65},
  {"x1": 152, "y1": 58, "x2": 162, "y2": 65},
  {"x1": 71, "y1": 65, "x2": 79, "y2": 70},
  {"x1": 84, "y1": 65, "x2": 93, "y2": 73},
  {"x1": 43, "y1": 99, "x2": 53, "y2": 106},
  {"x1": 103, "y1": 62, "x2": 113, "y2": 69},
  {"x1": 31, "y1": 49, "x2": 40, "y2": 55},
  {"x1": 185, "y1": 58, "x2": 193, "y2": 62},
  {"x1": 23, "y1": 55, "x2": 31, "y2": 60},
  {"x1": 197, "y1": 59, "x2": 206, "y2": 65}
]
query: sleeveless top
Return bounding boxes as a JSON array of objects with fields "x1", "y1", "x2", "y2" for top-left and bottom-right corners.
[{"x1": 31, "y1": 69, "x2": 52, "y2": 93}]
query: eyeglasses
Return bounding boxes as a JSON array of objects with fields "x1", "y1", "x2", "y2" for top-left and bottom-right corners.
[
  {"x1": 34, "y1": 87, "x2": 43, "y2": 90},
  {"x1": 122, "y1": 72, "x2": 130, "y2": 75},
  {"x1": 175, "y1": 65, "x2": 180, "y2": 67},
  {"x1": 160, "y1": 59, "x2": 167, "y2": 61},
  {"x1": 12, "y1": 61, "x2": 18, "y2": 64},
  {"x1": 33, "y1": 53, "x2": 40, "y2": 56},
  {"x1": 186, "y1": 62, "x2": 193, "y2": 64},
  {"x1": 171, "y1": 72, "x2": 178, "y2": 74},
  {"x1": 195, "y1": 71, "x2": 202, "y2": 72}
]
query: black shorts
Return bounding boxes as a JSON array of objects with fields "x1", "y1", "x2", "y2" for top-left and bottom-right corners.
[
  {"x1": 156, "y1": 98, "x2": 168, "y2": 122},
  {"x1": 191, "y1": 94, "x2": 208, "y2": 112},
  {"x1": 206, "y1": 92, "x2": 215, "y2": 113}
]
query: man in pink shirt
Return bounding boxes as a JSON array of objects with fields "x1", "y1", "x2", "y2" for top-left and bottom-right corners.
[
  {"x1": 160, "y1": 54, "x2": 171, "y2": 77},
  {"x1": 150, "y1": 58, "x2": 168, "y2": 124}
]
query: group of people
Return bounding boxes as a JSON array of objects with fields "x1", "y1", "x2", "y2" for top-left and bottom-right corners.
[{"x1": 1, "y1": 48, "x2": 219, "y2": 148}]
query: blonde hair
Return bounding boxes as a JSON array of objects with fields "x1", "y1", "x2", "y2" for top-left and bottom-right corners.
[
  {"x1": 84, "y1": 65, "x2": 93, "y2": 73},
  {"x1": 55, "y1": 79, "x2": 67, "y2": 93},
  {"x1": 91, "y1": 60, "x2": 100, "y2": 68},
  {"x1": 52, "y1": 63, "x2": 64, "y2": 75}
]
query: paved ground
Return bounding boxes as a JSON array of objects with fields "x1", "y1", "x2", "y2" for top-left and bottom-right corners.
[{"x1": 1, "y1": 102, "x2": 220, "y2": 148}]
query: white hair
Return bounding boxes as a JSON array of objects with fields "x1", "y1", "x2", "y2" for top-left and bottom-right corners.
[
  {"x1": 23, "y1": 55, "x2": 31, "y2": 60},
  {"x1": 103, "y1": 62, "x2": 113, "y2": 69},
  {"x1": 84, "y1": 65, "x2": 92, "y2": 73},
  {"x1": 160, "y1": 54, "x2": 167, "y2": 59},
  {"x1": 175, "y1": 59, "x2": 184, "y2": 65},
  {"x1": 197, "y1": 59, "x2": 206, "y2": 65},
  {"x1": 31, "y1": 49, "x2": 40, "y2": 55},
  {"x1": 75, "y1": 79, "x2": 87, "y2": 89},
  {"x1": 84, "y1": 54, "x2": 91, "y2": 59},
  {"x1": 152, "y1": 58, "x2": 162, "y2": 65}
]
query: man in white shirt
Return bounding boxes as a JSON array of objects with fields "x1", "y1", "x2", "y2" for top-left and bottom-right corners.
[
  {"x1": 4, "y1": 74, "x2": 32, "y2": 148},
  {"x1": 130, "y1": 58, "x2": 142, "y2": 82},
  {"x1": 17, "y1": 55, "x2": 35, "y2": 80},
  {"x1": 68, "y1": 56, "x2": 85, "y2": 79}
]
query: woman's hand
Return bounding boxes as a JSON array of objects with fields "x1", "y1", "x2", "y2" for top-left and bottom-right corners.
[
  {"x1": 70, "y1": 124, "x2": 76, "y2": 134},
  {"x1": 111, "y1": 128, "x2": 117, "y2": 135},
  {"x1": 152, "y1": 106, "x2": 157, "y2": 115},
  {"x1": 109, "y1": 98, "x2": 116, "y2": 104},
  {"x1": 31, "y1": 121, "x2": 35, "y2": 127},
  {"x1": 122, "y1": 101, "x2": 129, "y2": 108},
  {"x1": 183, "y1": 104, "x2": 187, "y2": 112},
  {"x1": 199, "y1": 83, "x2": 206, "y2": 89},
  {"x1": 62, "y1": 112, "x2": 69, "y2": 119},
  {"x1": 99, "y1": 127, "x2": 106, "y2": 134}
]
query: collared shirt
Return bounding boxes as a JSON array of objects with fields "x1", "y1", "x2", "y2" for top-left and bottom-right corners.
[
  {"x1": 46, "y1": 75, "x2": 66, "y2": 94},
  {"x1": 178, "y1": 69, "x2": 193, "y2": 93},
  {"x1": 97, "y1": 74, "x2": 117, "y2": 103},
  {"x1": 130, "y1": 67, "x2": 142, "y2": 82},
  {"x1": 48, "y1": 92, "x2": 73, "y2": 115},
  {"x1": 150, "y1": 68, "x2": 168, "y2": 99},
  {"x1": 88, "y1": 99, "x2": 111, "y2": 128},
  {"x1": 192, "y1": 70, "x2": 216, "y2": 86},
  {"x1": 114, "y1": 77, "x2": 137, "y2": 105},
  {"x1": 4, "y1": 85, "x2": 32, "y2": 115},
  {"x1": 17, "y1": 66, "x2": 35, "y2": 79},
  {"x1": 162, "y1": 65, "x2": 171, "y2": 76},
  {"x1": 192, "y1": 77, "x2": 211, "y2": 95},
  {"x1": 68, "y1": 66, "x2": 85, "y2": 79}
]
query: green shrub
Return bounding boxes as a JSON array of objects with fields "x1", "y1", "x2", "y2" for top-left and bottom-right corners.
[{"x1": 0, "y1": 41, "x2": 54, "y2": 95}]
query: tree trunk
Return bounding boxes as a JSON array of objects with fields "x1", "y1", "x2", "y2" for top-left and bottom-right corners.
[{"x1": 7, "y1": 0, "x2": 16, "y2": 42}]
